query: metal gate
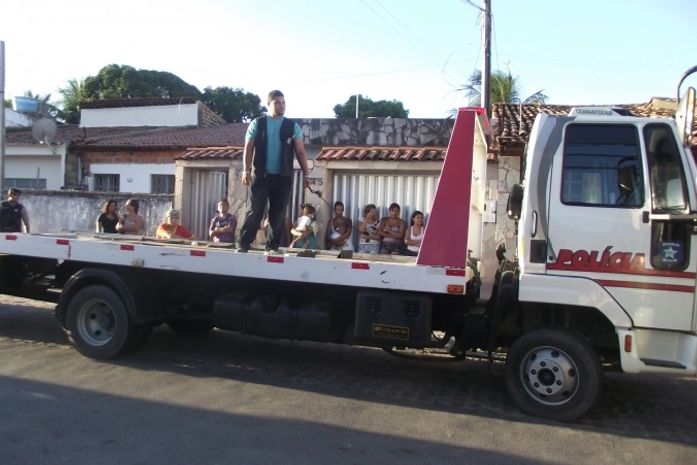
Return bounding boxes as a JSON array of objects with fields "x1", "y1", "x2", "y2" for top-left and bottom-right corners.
[
  {"x1": 185, "y1": 170, "x2": 227, "y2": 240},
  {"x1": 331, "y1": 172, "x2": 440, "y2": 249}
]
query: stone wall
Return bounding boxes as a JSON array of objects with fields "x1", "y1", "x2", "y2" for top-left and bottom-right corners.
[
  {"x1": 480, "y1": 156, "x2": 520, "y2": 297},
  {"x1": 20, "y1": 190, "x2": 174, "y2": 236},
  {"x1": 297, "y1": 118, "x2": 454, "y2": 147}
]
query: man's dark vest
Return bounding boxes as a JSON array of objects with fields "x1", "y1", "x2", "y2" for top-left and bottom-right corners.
[
  {"x1": 253, "y1": 116, "x2": 296, "y2": 177},
  {"x1": 0, "y1": 201, "x2": 23, "y2": 232}
]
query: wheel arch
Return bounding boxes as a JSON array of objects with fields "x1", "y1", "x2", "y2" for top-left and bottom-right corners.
[{"x1": 55, "y1": 267, "x2": 154, "y2": 327}]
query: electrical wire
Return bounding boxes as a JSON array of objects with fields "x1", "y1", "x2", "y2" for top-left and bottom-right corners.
[{"x1": 360, "y1": 0, "x2": 442, "y2": 69}]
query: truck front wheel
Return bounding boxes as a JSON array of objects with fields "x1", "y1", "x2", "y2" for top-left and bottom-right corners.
[
  {"x1": 65, "y1": 285, "x2": 141, "y2": 359},
  {"x1": 505, "y1": 328, "x2": 601, "y2": 421}
]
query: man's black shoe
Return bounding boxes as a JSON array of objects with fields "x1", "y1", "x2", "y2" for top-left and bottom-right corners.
[{"x1": 236, "y1": 245, "x2": 249, "y2": 253}]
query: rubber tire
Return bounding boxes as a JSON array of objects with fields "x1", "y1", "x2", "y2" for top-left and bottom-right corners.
[
  {"x1": 65, "y1": 285, "x2": 136, "y2": 359},
  {"x1": 505, "y1": 328, "x2": 602, "y2": 422},
  {"x1": 166, "y1": 319, "x2": 214, "y2": 335}
]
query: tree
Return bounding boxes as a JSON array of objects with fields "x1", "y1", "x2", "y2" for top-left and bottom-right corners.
[
  {"x1": 333, "y1": 95, "x2": 409, "y2": 118},
  {"x1": 202, "y1": 86, "x2": 265, "y2": 123},
  {"x1": 57, "y1": 78, "x2": 86, "y2": 124},
  {"x1": 82, "y1": 64, "x2": 202, "y2": 100},
  {"x1": 3, "y1": 99, "x2": 12, "y2": 109},
  {"x1": 460, "y1": 70, "x2": 548, "y2": 108}
]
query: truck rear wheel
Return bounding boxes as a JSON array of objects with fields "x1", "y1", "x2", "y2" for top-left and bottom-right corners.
[
  {"x1": 65, "y1": 285, "x2": 140, "y2": 359},
  {"x1": 505, "y1": 328, "x2": 601, "y2": 421}
]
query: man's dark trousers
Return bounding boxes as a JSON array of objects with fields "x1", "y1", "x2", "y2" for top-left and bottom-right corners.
[{"x1": 239, "y1": 174, "x2": 293, "y2": 250}]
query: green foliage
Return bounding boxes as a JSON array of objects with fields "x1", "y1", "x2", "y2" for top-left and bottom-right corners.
[
  {"x1": 82, "y1": 64, "x2": 202, "y2": 100},
  {"x1": 202, "y1": 86, "x2": 266, "y2": 123},
  {"x1": 57, "y1": 78, "x2": 86, "y2": 124},
  {"x1": 333, "y1": 95, "x2": 409, "y2": 118},
  {"x1": 3, "y1": 99, "x2": 12, "y2": 109},
  {"x1": 460, "y1": 70, "x2": 548, "y2": 108}
]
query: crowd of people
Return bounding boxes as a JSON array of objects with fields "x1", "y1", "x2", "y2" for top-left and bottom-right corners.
[
  {"x1": 1, "y1": 90, "x2": 426, "y2": 257},
  {"x1": 0, "y1": 188, "x2": 426, "y2": 256}
]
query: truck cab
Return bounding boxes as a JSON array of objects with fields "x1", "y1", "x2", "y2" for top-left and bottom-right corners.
[{"x1": 514, "y1": 104, "x2": 697, "y2": 375}]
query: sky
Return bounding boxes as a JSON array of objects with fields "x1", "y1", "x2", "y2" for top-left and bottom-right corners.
[{"x1": 1, "y1": 0, "x2": 696, "y2": 119}]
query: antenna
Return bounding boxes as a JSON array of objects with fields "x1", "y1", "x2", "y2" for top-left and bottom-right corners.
[
  {"x1": 31, "y1": 117, "x2": 58, "y2": 155},
  {"x1": 31, "y1": 117, "x2": 57, "y2": 145}
]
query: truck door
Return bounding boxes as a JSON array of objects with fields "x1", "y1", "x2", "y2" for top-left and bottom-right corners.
[{"x1": 546, "y1": 122, "x2": 696, "y2": 331}]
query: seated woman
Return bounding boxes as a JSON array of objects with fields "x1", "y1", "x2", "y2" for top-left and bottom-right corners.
[
  {"x1": 378, "y1": 203, "x2": 406, "y2": 254},
  {"x1": 403, "y1": 210, "x2": 425, "y2": 256},
  {"x1": 326, "y1": 201, "x2": 353, "y2": 251},
  {"x1": 290, "y1": 204, "x2": 318, "y2": 249},
  {"x1": 357, "y1": 204, "x2": 380, "y2": 254},
  {"x1": 156, "y1": 209, "x2": 195, "y2": 240},
  {"x1": 96, "y1": 199, "x2": 120, "y2": 233},
  {"x1": 116, "y1": 198, "x2": 145, "y2": 235}
]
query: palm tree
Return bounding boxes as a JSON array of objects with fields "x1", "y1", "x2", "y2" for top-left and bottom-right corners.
[
  {"x1": 460, "y1": 70, "x2": 548, "y2": 108},
  {"x1": 57, "y1": 78, "x2": 86, "y2": 124}
]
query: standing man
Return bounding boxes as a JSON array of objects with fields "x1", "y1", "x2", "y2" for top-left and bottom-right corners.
[
  {"x1": 237, "y1": 90, "x2": 310, "y2": 253},
  {"x1": 0, "y1": 188, "x2": 30, "y2": 233}
]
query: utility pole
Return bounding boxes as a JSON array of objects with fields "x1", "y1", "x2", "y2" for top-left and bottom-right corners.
[
  {"x1": 482, "y1": 0, "x2": 492, "y2": 116},
  {"x1": 0, "y1": 41, "x2": 5, "y2": 190},
  {"x1": 355, "y1": 94, "x2": 360, "y2": 118}
]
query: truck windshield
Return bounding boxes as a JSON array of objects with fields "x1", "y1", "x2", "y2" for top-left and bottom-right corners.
[{"x1": 562, "y1": 124, "x2": 643, "y2": 207}]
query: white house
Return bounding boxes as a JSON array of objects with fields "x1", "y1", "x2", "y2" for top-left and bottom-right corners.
[{"x1": 3, "y1": 108, "x2": 69, "y2": 190}]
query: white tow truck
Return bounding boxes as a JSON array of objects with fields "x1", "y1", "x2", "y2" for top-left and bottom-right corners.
[{"x1": 1, "y1": 68, "x2": 696, "y2": 421}]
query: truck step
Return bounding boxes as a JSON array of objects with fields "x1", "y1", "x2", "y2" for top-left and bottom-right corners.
[{"x1": 640, "y1": 358, "x2": 686, "y2": 369}]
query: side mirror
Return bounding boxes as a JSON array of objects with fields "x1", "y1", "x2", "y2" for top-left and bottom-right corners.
[
  {"x1": 676, "y1": 87, "x2": 695, "y2": 147},
  {"x1": 507, "y1": 184, "x2": 524, "y2": 220}
]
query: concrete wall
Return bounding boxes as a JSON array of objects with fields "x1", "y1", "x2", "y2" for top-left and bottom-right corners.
[
  {"x1": 20, "y1": 190, "x2": 173, "y2": 236},
  {"x1": 80, "y1": 104, "x2": 199, "y2": 128},
  {"x1": 480, "y1": 156, "x2": 520, "y2": 298}
]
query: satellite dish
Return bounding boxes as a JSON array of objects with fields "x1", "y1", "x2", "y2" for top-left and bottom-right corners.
[{"x1": 31, "y1": 117, "x2": 57, "y2": 145}]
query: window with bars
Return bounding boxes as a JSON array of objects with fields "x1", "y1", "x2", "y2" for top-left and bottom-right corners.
[
  {"x1": 94, "y1": 174, "x2": 120, "y2": 192},
  {"x1": 3, "y1": 178, "x2": 47, "y2": 189},
  {"x1": 151, "y1": 174, "x2": 175, "y2": 194}
]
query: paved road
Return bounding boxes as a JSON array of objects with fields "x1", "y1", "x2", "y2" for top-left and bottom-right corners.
[{"x1": 1, "y1": 295, "x2": 696, "y2": 465}]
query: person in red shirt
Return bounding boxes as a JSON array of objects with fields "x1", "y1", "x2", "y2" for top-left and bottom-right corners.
[{"x1": 156, "y1": 209, "x2": 195, "y2": 240}]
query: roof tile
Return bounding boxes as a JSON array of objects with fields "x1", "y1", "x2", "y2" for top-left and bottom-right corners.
[
  {"x1": 176, "y1": 146, "x2": 245, "y2": 160},
  {"x1": 315, "y1": 146, "x2": 447, "y2": 162},
  {"x1": 492, "y1": 98, "x2": 697, "y2": 149}
]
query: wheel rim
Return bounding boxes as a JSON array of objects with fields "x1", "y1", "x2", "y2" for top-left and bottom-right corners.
[
  {"x1": 76, "y1": 298, "x2": 116, "y2": 346},
  {"x1": 519, "y1": 346, "x2": 579, "y2": 406}
]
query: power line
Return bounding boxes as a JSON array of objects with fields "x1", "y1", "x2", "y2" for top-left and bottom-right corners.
[
  {"x1": 373, "y1": 0, "x2": 447, "y2": 63},
  {"x1": 360, "y1": 0, "x2": 442, "y2": 69},
  {"x1": 284, "y1": 62, "x2": 465, "y2": 86}
]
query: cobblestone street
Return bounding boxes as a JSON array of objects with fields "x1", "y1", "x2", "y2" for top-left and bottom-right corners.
[{"x1": 1, "y1": 295, "x2": 696, "y2": 465}]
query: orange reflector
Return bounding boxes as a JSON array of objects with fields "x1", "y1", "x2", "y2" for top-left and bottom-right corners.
[
  {"x1": 120, "y1": 244, "x2": 135, "y2": 251},
  {"x1": 624, "y1": 334, "x2": 632, "y2": 353},
  {"x1": 56, "y1": 239, "x2": 70, "y2": 245},
  {"x1": 190, "y1": 250, "x2": 206, "y2": 257},
  {"x1": 447, "y1": 284, "x2": 464, "y2": 294},
  {"x1": 267, "y1": 256, "x2": 284, "y2": 263}
]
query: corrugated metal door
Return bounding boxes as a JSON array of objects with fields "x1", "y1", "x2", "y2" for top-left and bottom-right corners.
[
  {"x1": 186, "y1": 170, "x2": 227, "y2": 240},
  {"x1": 332, "y1": 172, "x2": 440, "y2": 249},
  {"x1": 288, "y1": 169, "x2": 305, "y2": 220}
]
